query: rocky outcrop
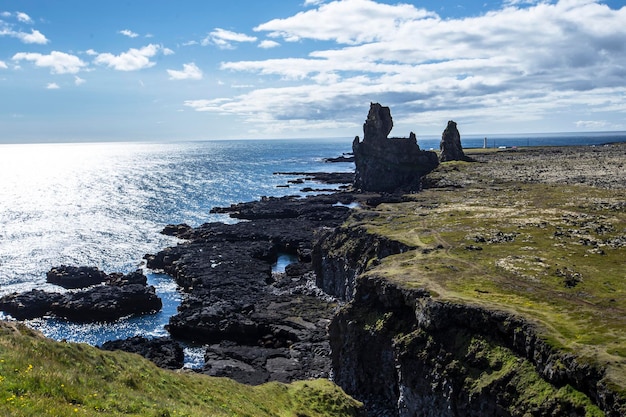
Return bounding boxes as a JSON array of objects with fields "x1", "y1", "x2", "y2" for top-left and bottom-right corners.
[
  {"x1": 100, "y1": 336, "x2": 184, "y2": 369},
  {"x1": 314, "y1": 225, "x2": 624, "y2": 417},
  {"x1": 352, "y1": 103, "x2": 439, "y2": 192},
  {"x1": 144, "y1": 192, "x2": 361, "y2": 384},
  {"x1": 46, "y1": 265, "x2": 109, "y2": 289},
  {"x1": 439, "y1": 120, "x2": 471, "y2": 162},
  {"x1": 0, "y1": 269, "x2": 161, "y2": 322}
]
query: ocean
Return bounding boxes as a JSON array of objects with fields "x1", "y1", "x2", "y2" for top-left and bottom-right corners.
[{"x1": 1, "y1": 133, "x2": 625, "y2": 351}]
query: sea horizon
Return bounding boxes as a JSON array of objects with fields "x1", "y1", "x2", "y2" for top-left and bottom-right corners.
[{"x1": 1, "y1": 129, "x2": 626, "y2": 146}]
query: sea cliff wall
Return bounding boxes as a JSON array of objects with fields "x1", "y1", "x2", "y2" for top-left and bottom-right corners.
[{"x1": 313, "y1": 225, "x2": 624, "y2": 417}]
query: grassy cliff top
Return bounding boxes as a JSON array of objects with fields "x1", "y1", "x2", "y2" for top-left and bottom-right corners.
[
  {"x1": 0, "y1": 322, "x2": 362, "y2": 416},
  {"x1": 350, "y1": 145, "x2": 626, "y2": 394}
]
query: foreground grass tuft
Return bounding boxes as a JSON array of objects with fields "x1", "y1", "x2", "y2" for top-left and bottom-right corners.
[{"x1": 0, "y1": 322, "x2": 362, "y2": 416}]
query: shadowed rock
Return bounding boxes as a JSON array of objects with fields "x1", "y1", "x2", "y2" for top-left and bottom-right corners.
[
  {"x1": 100, "y1": 336, "x2": 184, "y2": 369},
  {"x1": 353, "y1": 103, "x2": 439, "y2": 192},
  {"x1": 439, "y1": 120, "x2": 471, "y2": 162}
]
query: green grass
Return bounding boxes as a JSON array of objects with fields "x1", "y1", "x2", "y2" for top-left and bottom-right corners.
[
  {"x1": 0, "y1": 322, "x2": 362, "y2": 417},
  {"x1": 351, "y1": 172, "x2": 626, "y2": 394}
]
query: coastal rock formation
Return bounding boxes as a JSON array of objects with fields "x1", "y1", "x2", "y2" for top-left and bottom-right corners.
[
  {"x1": 352, "y1": 103, "x2": 439, "y2": 192},
  {"x1": 0, "y1": 269, "x2": 161, "y2": 322},
  {"x1": 100, "y1": 336, "x2": 184, "y2": 370},
  {"x1": 46, "y1": 265, "x2": 109, "y2": 289},
  {"x1": 52, "y1": 283, "x2": 161, "y2": 322},
  {"x1": 439, "y1": 120, "x2": 470, "y2": 162},
  {"x1": 145, "y1": 191, "x2": 362, "y2": 384},
  {"x1": 314, "y1": 224, "x2": 624, "y2": 416}
]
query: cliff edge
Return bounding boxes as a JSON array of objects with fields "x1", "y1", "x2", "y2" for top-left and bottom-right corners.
[{"x1": 315, "y1": 144, "x2": 626, "y2": 416}]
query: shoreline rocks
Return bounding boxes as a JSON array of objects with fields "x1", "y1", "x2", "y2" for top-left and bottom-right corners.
[
  {"x1": 0, "y1": 269, "x2": 161, "y2": 322},
  {"x1": 144, "y1": 191, "x2": 366, "y2": 384}
]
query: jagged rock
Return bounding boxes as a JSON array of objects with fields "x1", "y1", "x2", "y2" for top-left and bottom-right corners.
[
  {"x1": 46, "y1": 265, "x2": 108, "y2": 289},
  {"x1": 143, "y1": 192, "x2": 369, "y2": 383},
  {"x1": 439, "y1": 120, "x2": 470, "y2": 162},
  {"x1": 353, "y1": 103, "x2": 439, "y2": 192},
  {"x1": 106, "y1": 269, "x2": 148, "y2": 286},
  {"x1": 0, "y1": 290, "x2": 64, "y2": 320},
  {"x1": 100, "y1": 336, "x2": 184, "y2": 369},
  {"x1": 51, "y1": 284, "x2": 162, "y2": 322},
  {"x1": 0, "y1": 269, "x2": 161, "y2": 322}
]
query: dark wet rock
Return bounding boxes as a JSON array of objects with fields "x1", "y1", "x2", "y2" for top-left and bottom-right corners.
[
  {"x1": 46, "y1": 265, "x2": 108, "y2": 289},
  {"x1": 0, "y1": 269, "x2": 161, "y2": 323},
  {"x1": 353, "y1": 103, "x2": 439, "y2": 192},
  {"x1": 106, "y1": 269, "x2": 148, "y2": 286},
  {"x1": 324, "y1": 154, "x2": 355, "y2": 163},
  {"x1": 0, "y1": 289, "x2": 64, "y2": 320},
  {"x1": 273, "y1": 171, "x2": 355, "y2": 185},
  {"x1": 439, "y1": 120, "x2": 471, "y2": 162},
  {"x1": 162, "y1": 223, "x2": 193, "y2": 238},
  {"x1": 100, "y1": 336, "x2": 184, "y2": 369},
  {"x1": 144, "y1": 192, "x2": 362, "y2": 383},
  {"x1": 51, "y1": 284, "x2": 162, "y2": 322}
]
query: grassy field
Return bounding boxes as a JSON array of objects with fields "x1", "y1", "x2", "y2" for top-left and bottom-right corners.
[
  {"x1": 350, "y1": 153, "x2": 626, "y2": 395},
  {"x1": 0, "y1": 322, "x2": 362, "y2": 417}
]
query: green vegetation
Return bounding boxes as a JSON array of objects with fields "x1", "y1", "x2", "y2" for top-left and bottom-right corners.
[
  {"x1": 349, "y1": 159, "x2": 626, "y2": 395},
  {"x1": 0, "y1": 322, "x2": 362, "y2": 417}
]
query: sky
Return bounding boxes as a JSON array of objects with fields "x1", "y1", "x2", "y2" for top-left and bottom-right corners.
[{"x1": 1, "y1": 0, "x2": 625, "y2": 142}]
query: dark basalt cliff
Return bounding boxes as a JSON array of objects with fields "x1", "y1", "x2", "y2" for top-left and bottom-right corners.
[
  {"x1": 314, "y1": 224, "x2": 624, "y2": 417},
  {"x1": 353, "y1": 103, "x2": 439, "y2": 192}
]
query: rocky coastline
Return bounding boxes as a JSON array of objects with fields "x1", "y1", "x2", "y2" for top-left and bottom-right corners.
[{"x1": 1, "y1": 120, "x2": 625, "y2": 415}]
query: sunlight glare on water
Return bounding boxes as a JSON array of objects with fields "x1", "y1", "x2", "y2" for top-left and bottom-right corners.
[{"x1": 0, "y1": 139, "x2": 353, "y2": 344}]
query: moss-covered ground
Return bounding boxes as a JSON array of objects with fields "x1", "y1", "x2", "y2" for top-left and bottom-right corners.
[
  {"x1": 349, "y1": 148, "x2": 626, "y2": 395},
  {"x1": 0, "y1": 322, "x2": 362, "y2": 417}
]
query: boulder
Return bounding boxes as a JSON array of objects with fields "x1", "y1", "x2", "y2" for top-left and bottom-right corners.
[{"x1": 353, "y1": 103, "x2": 439, "y2": 192}]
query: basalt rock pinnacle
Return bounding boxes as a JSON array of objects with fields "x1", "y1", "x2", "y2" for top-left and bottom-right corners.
[{"x1": 353, "y1": 103, "x2": 439, "y2": 192}]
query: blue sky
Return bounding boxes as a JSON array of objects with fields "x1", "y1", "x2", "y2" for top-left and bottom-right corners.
[{"x1": 1, "y1": 0, "x2": 625, "y2": 142}]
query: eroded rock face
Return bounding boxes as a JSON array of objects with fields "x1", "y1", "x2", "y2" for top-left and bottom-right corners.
[
  {"x1": 316, "y1": 223, "x2": 624, "y2": 417},
  {"x1": 439, "y1": 120, "x2": 469, "y2": 162},
  {"x1": 353, "y1": 103, "x2": 439, "y2": 192}
]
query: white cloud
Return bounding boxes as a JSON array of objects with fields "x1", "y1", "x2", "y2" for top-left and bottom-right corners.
[
  {"x1": 167, "y1": 62, "x2": 203, "y2": 80},
  {"x1": 94, "y1": 44, "x2": 163, "y2": 71},
  {"x1": 16, "y1": 12, "x2": 33, "y2": 24},
  {"x1": 74, "y1": 75, "x2": 86, "y2": 86},
  {"x1": 119, "y1": 29, "x2": 139, "y2": 38},
  {"x1": 162, "y1": 47, "x2": 175, "y2": 55},
  {"x1": 46, "y1": 82, "x2": 60, "y2": 89},
  {"x1": 202, "y1": 28, "x2": 257, "y2": 49},
  {"x1": 17, "y1": 29, "x2": 48, "y2": 44},
  {"x1": 1, "y1": 27, "x2": 49, "y2": 44},
  {"x1": 258, "y1": 39, "x2": 280, "y2": 49},
  {"x1": 185, "y1": 0, "x2": 626, "y2": 135},
  {"x1": 575, "y1": 120, "x2": 608, "y2": 129},
  {"x1": 255, "y1": 0, "x2": 436, "y2": 44},
  {"x1": 12, "y1": 51, "x2": 87, "y2": 74},
  {"x1": 0, "y1": 60, "x2": 7, "y2": 69}
]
